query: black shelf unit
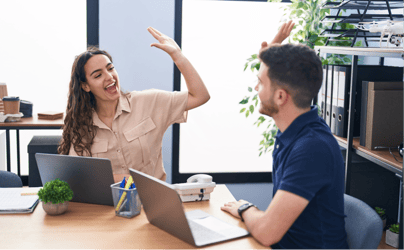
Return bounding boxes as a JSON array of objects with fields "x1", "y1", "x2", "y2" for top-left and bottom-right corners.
[
  {"x1": 315, "y1": 46, "x2": 403, "y2": 249},
  {"x1": 320, "y1": 0, "x2": 403, "y2": 47}
]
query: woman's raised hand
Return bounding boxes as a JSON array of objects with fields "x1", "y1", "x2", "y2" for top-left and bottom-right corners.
[
  {"x1": 148, "y1": 27, "x2": 182, "y2": 59},
  {"x1": 271, "y1": 20, "x2": 295, "y2": 45}
]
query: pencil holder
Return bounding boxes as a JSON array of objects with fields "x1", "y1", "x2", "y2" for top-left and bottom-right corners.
[{"x1": 110, "y1": 182, "x2": 141, "y2": 218}]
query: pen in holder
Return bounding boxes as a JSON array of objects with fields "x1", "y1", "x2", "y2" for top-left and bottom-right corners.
[{"x1": 110, "y1": 182, "x2": 141, "y2": 218}]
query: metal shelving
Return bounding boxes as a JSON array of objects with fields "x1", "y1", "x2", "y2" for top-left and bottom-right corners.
[{"x1": 315, "y1": 45, "x2": 403, "y2": 249}]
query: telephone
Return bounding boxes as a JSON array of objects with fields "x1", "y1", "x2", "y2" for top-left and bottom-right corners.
[{"x1": 172, "y1": 174, "x2": 216, "y2": 202}]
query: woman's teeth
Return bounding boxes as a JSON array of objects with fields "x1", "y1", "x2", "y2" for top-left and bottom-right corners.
[{"x1": 105, "y1": 82, "x2": 116, "y2": 89}]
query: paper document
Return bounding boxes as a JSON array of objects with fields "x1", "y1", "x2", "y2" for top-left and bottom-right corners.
[{"x1": 0, "y1": 187, "x2": 41, "y2": 213}]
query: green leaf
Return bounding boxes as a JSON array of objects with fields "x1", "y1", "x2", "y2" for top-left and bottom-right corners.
[
  {"x1": 245, "y1": 110, "x2": 250, "y2": 117},
  {"x1": 240, "y1": 108, "x2": 246, "y2": 113},
  {"x1": 309, "y1": 34, "x2": 318, "y2": 43},
  {"x1": 255, "y1": 99, "x2": 258, "y2": 107},
  {"x1": 244, "y1": 62, "x2": 249, "y2": 71},
  {"x1": 248, "y1": 87, "x2": 253, "y2": 92},
  {"x1": 249, "y1": 105, "x2": 254, "y2": 114},
  {"x1": 239, "y1": 97, "x2": 250, "y2": 104}
]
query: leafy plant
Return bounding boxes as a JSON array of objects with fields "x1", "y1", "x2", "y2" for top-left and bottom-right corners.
[
  {"x1": 375, "y1": 207, "x2": 386, "y2": 219},
  {"x1": 240, "y1": 0, "x2": 363, "y2": 156},
  {"x1": 38, "y1": 178, "x2": 74, "y2": 204},
  {"x1": 389, "y1": 224, "x2": 399, "y2": 234}
]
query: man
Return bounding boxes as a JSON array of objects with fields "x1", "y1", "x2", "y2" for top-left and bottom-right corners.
[{"x1": 221, "y1": 23, "x2": 348, "y2": 249}]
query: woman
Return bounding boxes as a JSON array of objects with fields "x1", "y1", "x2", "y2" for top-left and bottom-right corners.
[{"x1": 58, "y1": 27, "x2": 210, "y2": 181}]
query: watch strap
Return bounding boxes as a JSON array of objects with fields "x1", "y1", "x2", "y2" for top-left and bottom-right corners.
[{"x1": 238, "y1": 202, "x2": 256, "y2": 222}]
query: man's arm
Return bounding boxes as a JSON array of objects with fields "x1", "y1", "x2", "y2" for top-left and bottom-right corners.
[{"x1": 221, "y1": 189, "x2": 309, "y2": 247}]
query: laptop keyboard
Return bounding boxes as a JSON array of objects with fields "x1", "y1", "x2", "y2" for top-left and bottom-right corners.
[{"x1": 188, "y1": 219, "x2": 225, "y2": 243}]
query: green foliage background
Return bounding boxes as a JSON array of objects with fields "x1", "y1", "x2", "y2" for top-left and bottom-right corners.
[
  {"x1": 38, "y1": 178, "x2": 74, "y2": 204},
  {"x1": 239, "y1": 0, "x2": 363, "y2": 156}
]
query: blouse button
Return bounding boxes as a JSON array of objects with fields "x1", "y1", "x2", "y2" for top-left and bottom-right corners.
[{"x1": 276, "y1": 145, "x2": 279, "y2": 149}]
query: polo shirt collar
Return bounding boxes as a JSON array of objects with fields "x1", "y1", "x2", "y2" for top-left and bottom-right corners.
[
  {"x1": 276, "y1": 105, "x2": 319, "y2": 148},
  {"x1": 92, "y1": 93, "x2": 131, "y2": 129}
]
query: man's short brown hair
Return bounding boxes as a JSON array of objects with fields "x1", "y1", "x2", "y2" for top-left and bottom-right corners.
[{"x1": 259, "y1": 43, "x2": 323, "y2": 109}]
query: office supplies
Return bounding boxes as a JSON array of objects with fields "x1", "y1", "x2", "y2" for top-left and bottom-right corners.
[
  {"x1": 111, "y1": 181, "x2": 141, "y2": 218},
  {"x1": 0, "y1": 83, "x2": 8, "y2": 113},
  {"x1": 115, "y1": 176, "x2": 134, "y2": 211},
  {"x1": 335, "y1": 65, "x2": 351, "y2": 137},
  {"x1": 172, "y1": 174, "x2": 216, "y2": 202},
  {"x1": 37, "y1": 111, "x2": 63, "y2": 120},
  {"x1": 130, "y1": 168, "x2": 249, "y2": 247},
  {"x1": 330, "y1": 65, "x2": 339, "y2": 134},
  {"x1": 360, "y1": 81, "x2": 403, "y2": 147},
  {"x1": 0, "y1": 188, "x2": 40, "y2": 214},
  {"x1": 19, "y1": 100, "x2": 33, "y2": 117},
  {"x1": 21, "y1": 192, "x2": 38, "y2": 196},
  {"x1": 365, "y1": 84, "x2": 403, "y2": 150},
  {"x1": 325, "y1": 65, "x2": 333, "y2": 127},
  {"x1": 35, "y1": 153, "x2": 115, "y2": 206},
  {"x1": 319, "y1": 65, "x2": 327, "y2": 119},
  {"x1": 331, "y1": 65, "x2": 403, "y2": 138}
]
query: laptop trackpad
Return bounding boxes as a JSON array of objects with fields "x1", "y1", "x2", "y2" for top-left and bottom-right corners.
[{"x1": 186, "y1": 210, "x2": 249, "y2": 246}]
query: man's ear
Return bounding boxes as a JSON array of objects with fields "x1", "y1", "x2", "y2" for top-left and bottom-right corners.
[
  {"x1": 275, "y1": 88, "x2": 289, "y2": 106},
  {"x1": 81, "y1": 82, "x2": 90, "y2": 93}
]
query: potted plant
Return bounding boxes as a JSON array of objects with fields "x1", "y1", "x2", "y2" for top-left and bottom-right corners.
[
  {"x1": 38, "y1": 178, "x2": 74, "y2": 215},
  {"x1": 385, "y1": 224, "x2": 399, "y2": 248},
  {"x1": 375, "y1": 207, "x2": 387, "y2": 230}
]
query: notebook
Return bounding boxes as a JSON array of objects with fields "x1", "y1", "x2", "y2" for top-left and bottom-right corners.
[
  {"x1": 0, "y1": 188, "x2": 40, "y2": 214},
  {"x1": 35, "y1": 153, "x2": 115, "y2": 206},
  {"x1": 129, "y1": 168, "x2": 249, "y2": 247}
]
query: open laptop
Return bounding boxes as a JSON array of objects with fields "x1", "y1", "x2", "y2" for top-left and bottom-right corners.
[
  {"x1": 129, "y1": 168, "x2": 249, "y2": 247},
  {"x1": 35, "y1": 153, "x2": 115, "y2": 206}
]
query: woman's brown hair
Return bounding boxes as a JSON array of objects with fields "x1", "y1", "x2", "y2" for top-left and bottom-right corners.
[{"x1": 58, "y1": 47, "x2": 113, "y2": 156}]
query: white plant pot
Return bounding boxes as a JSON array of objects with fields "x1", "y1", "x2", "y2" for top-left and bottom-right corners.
[{"x1": 385, "y1": 229, "x2": 399, "y2": 248}]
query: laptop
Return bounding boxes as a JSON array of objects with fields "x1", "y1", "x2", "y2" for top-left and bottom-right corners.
[
  {"x1": 129, "y1": 168, "x2": 249, "y2": 247},
  {"x1": 35, "y1": 153, "x2": 115, "y2": 206}
]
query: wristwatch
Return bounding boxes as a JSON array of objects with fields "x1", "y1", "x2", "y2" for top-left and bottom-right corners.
[{"x1": 238, "y1": 203, "x2": 256, "y2": 222}]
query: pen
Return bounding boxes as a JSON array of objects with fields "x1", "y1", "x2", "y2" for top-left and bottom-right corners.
[
  {"x1": 117, "y1": 198, "x2": 128, "y2": 213},
  {"x1": 119, "y1": 177, "x2": 126, "y2": 196},
  {"x1": 21, "y1": 192, "x2": 38, "y2": 196}
]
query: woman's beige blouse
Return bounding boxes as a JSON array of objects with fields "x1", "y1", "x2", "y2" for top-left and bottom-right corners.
[{"x1": 69, "y1": 89, "x2": 188, "y2": 181}]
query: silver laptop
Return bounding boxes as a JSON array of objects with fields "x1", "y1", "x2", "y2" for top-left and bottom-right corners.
[
  {"x1": 35, "y1": 153, "x2": 115, "y2": 206},
  {"x1": 129, "y1": 168, "x2": 249, "y2": 247}
]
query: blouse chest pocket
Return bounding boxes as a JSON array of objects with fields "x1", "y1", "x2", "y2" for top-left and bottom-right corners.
[
  {"x1": 91, "y1": 139, "x2": 108, "y2": 157},
  {"x1": 124, "y1": 117, "x2": 156, "y2": 166}
]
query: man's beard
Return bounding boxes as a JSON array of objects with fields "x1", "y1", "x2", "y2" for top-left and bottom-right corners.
[{"x1": 259, "y1": 95, "x2": 279, "y2": 117}]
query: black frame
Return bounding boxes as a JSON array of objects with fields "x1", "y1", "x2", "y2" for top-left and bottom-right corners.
[
  {"x1": 87, "y1": 0, "x2": 99, "y2": 47},
  {"x1": 172, "y1": 0, "x2": 290, "y2": 184}
]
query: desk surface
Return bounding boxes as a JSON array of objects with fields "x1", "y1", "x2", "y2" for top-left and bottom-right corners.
[
  {"x1": 0, "y1": 114, "x2": 64, "y2": 128},
  {"x1": 1, "y1": 185, "x2": 266, "y2": 249}
]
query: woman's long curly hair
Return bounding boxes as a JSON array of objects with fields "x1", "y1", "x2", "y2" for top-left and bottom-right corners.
[{"x1": 58, "y1": 47, "x2": 113, "y2": 156}]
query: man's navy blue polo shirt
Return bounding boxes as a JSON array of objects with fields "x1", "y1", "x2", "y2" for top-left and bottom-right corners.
[{"x1": 271, "y1": 106, "x2": 348, "y2": 249}]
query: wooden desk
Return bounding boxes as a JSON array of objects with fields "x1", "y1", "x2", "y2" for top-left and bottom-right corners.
[
  {"x1": 1, "y1": 185, "x2": 266, "y2": 249},
  {"x1": 0, "y1": 115, "x2": 63, "y2": 178}
]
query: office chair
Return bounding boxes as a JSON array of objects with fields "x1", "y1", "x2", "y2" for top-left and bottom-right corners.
[
  {"x1": 344, "y1": 194, "x2": 383, "y2": 249},
  {"x1": 0, "y1": 170, "x2": 23, "y2": 187}
]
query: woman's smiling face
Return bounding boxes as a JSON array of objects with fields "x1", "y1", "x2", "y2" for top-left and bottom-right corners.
[{"x1": 81, "y1": 54, "x2": 121, "y2": 104}]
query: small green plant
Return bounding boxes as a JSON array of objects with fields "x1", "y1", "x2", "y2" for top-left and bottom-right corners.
[
  {"x1": 375, "y1": 207, "x2": 386, "y2": 219},
  {"x1": 389, "y1": 224, "x2": 399, "y2": 234},
  {"x1": 38, "y1": 178, "x2": 74, "y2": 204}
]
